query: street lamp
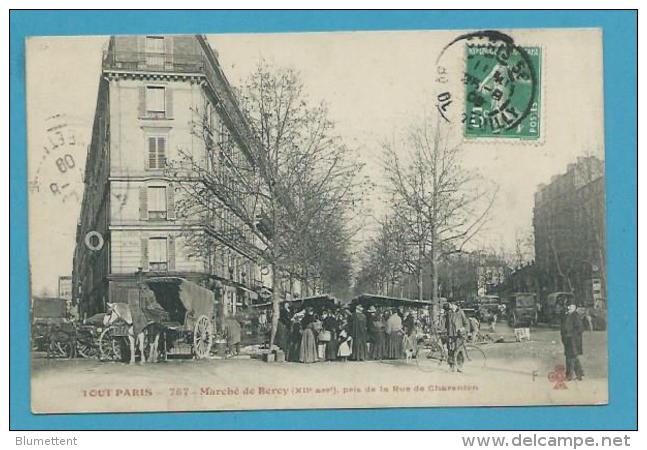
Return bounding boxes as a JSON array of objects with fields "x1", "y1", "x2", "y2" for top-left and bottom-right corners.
[{"x1": 135, "y1": 266, "x2": 144, "y2": 309}]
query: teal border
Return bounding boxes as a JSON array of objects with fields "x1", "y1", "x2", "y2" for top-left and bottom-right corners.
[{"x1": 10, "y1": 10, "x2": 637, "y2": 430}]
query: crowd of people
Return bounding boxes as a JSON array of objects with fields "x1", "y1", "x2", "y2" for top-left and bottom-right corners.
[
  {"x1": 270, "y1": 303, "x2": 433, "y2": 363},
  {"x1": 233, "y1": 297, "x2": 588, "y2": 378}
]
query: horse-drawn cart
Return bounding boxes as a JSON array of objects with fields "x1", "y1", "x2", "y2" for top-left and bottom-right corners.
[
  {"x1": 98, "y1": 277, "x2": 217, "y2": 362},
  {"x1": 145, "y1": 277, "x2": 216, "y2": 359},
  {"x1": 31, "y1": 296, "x2": 76, "y2": 359}
]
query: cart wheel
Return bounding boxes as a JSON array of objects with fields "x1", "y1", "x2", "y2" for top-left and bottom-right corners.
[
  {"x1": 99, "y1": 326, "x2": 123, "y2": 361},
  {"x1": 76, "y1": 341, "x2": 97, "y2": 359},
  {"x1": 50, "y1": 339, "x2": 74, "y2": 359},
  {"x1": 48, "y1": 331, "x2": 75, "y2": 359},
  {"x1": 193, "y1": 315, "x2": 212, "y2": 359}
]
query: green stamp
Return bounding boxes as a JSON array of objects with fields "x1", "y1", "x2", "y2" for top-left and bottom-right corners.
[{"x1": 463, "y1": 44, "x2": 541, "y2": 140}]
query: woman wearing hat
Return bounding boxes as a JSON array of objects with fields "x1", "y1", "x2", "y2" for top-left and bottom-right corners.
[
  {"x1": 368, "y1": 306, "x2": 386, "y2": 360},
  {"x1": 385, "y1": 309, "x2": 404, "y2": 359},
  {"x1": 299, "y1": 308, "x2": 319, "y2": 363},
  {"x1": 287, "y1": 312, "x2": 304, "y2": 362}
]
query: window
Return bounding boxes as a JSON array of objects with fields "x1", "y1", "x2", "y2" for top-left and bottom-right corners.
[
  {"x1": 148, "y1": 136, "x2": 166, "y2": 169},
  {"x1": 148, "y1": 186, "x2": 167, "y2": 220},
  {"x1": 146, "y1": 86, "x2": 166, "y2": 115},
  {"x1": 145, "y1": 36, "x2": 165, "y2": 53},
  {"x1": 145, "y1": 36, "x2": 165, "y2": 66},
  {"x1": 149, "y1": 237, "x2": 168, "y2": 272}
]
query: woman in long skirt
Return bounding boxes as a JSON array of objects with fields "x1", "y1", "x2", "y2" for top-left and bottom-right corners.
[
  {"x1": 275, "y1": 317, "x2": 289, "y2": 354},
  {"x1": 370, "y1": 313, "x2": 387, "y2": 360},
  {"x1": 299, "y1": 322, "x2": 318, "y2": 363},
  {"x1": 323, "y1": 311, "x2": 338, "y2": 361},
  {"x1": 385, "y1": 310, "x2": 404, "y2": 359}
]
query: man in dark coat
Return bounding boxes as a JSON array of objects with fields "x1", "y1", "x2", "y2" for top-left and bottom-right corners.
[
  {"x1": 349, "y1": 305, "x2": 368, "y2": 361},
  {"x1": 561, "y1": 302, "x2": 584, "y2": 380},
  {"x1": 274, "y1": 308, "x2": 291, "y2": 354}
]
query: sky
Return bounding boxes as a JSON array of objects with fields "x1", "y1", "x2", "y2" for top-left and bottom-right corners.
[{"x1": 26, "y1": 30, "x2": 604, "y2": 296}]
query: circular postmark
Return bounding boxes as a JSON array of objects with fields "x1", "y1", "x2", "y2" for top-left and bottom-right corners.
[
  {"x1": 434, "y1": 30, "x2": 540, "y2": 139},
  {"x1": 30, "y1": 113, "x2": 86, "y2": 205},
  {"x1": 30, "y1": 113, "x2": 130, "y2": 211}
]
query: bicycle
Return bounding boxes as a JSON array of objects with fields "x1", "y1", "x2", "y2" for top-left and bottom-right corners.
[{"x1": 415, "y1": 332, "x2": 486, "y2": 372}]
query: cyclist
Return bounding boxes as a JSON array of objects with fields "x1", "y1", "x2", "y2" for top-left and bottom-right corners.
[{"x1": 445, "y1": 302, "x2": 470, "y2": 372}]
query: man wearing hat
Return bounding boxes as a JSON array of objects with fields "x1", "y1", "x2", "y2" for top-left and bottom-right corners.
[
  {"x1": 349, "y1": 304, "x2": 368, "y2": 361},
  {"x1": 561, "y1": 301, "x2": 585, "y2": 380},
  {"x1": 445, "y1": 302, "x2": 470, "y2": 372}
]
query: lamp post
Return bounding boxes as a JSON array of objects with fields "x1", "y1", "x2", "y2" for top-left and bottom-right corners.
[{"x1": 135, "y1": 266, "x2": 144, "y2": 309}]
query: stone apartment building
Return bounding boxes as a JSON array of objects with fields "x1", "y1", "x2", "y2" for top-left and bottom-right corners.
[
  {"x1": 533, "y1": 156, "x2": 606, "y2": 305},
  {"x1": 72, "y1": 35, "x2": 265, "y2": 318}
]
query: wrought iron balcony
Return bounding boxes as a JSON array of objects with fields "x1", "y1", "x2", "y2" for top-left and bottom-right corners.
[{"x1": 102, "y1": 50, "x2": 207, "y2": 74}]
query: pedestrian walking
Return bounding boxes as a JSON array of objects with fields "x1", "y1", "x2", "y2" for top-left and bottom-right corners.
[
  {"x1": 224, "y1": 316, "x2": 242, "y2": 356},
  {"x1": 561, "y1": 302, "x2": 585, "y2": 380}
]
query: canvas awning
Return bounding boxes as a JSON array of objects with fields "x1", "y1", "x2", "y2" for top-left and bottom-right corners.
[{"x1": 145, "y1": 277, "x2": 215, "y2": 322}]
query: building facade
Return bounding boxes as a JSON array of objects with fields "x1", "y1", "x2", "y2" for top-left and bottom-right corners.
[
  {"x1": 58, "y1": 276, "x2": 73, "y2": 300},
  {"x1": 73, "y1": 35, "x2": 266, "y2": 318},
  {"x1": 533, "y1": 156, "x2": 606, "y2": 305}
]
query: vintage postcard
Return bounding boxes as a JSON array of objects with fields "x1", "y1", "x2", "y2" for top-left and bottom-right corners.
[{"x1": 27, "y1": 29, "x2": 607, "y2": 413}]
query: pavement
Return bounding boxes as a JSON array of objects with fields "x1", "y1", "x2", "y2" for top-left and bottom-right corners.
[{"x1": 31, "y1": 324, "x2": 608, "y2": 413}]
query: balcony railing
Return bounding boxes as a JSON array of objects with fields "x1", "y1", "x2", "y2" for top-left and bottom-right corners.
[{"x1": 103, "y1": 50, "x2": 207, "y2": 74}]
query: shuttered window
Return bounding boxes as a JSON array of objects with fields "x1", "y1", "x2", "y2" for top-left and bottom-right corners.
[
  {"x1": 148, "y1": 136, "x2": 166, "y2": 169},
  {"x1": 147, "y1": 186, "x2": 167, "y2": 220},
  {"x1": 145, "y1": 36, "x2": 165, "y2": 67},
  {"x1": 149, "y1": 237, "x2": 168, "y2": 272},
  {"x1": 146, "y1": 86, "x2": 166, "y2": 115},
  {"x1": 139, "y1": 86, "x2": 172, "y2": 119}
]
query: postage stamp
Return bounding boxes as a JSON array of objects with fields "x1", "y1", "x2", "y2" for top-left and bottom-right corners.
[
  {"x1": 434, "y1": 30, "x2": 544, "y2": 143},
  {"x1": 463, "y1": 43, "x2": 541, "y2": 140}
]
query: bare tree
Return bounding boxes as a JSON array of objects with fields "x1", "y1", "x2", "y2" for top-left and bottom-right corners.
[
  {"x1": 355, "y1": 215, "x2": 412, "y2": 296},
  {"x1": 513, "y1": 227, "x2": 535, "y2": 269},
  {"x1": 170, "y1": 62, "x2": 365, "y2": 346},
  {"x1": 382, "y1": 115, "x2": 498, "y2": 307}
]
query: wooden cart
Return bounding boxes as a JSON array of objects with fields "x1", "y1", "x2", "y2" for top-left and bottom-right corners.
[{"x1": 145, "y1": 277, "x2": 217, "y2": 359}]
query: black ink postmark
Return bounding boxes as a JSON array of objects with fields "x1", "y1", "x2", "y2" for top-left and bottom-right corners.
[
  {"x1": 31, "y1": 114, "x2": 85, "y2": 204},
  {"x1": 31, "y1": 113, "x2": 129, "y2": 210}
]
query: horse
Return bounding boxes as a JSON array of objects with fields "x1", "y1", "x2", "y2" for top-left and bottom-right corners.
[{"x1": 103, "y1": 302, "x2": 162, "y2": 364}]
